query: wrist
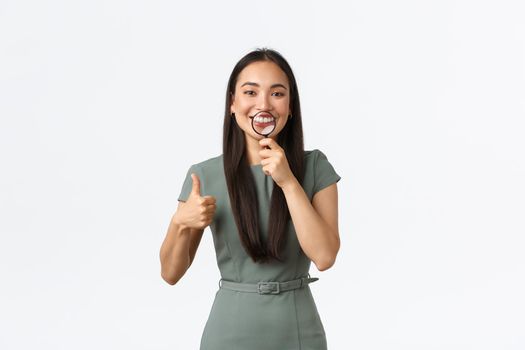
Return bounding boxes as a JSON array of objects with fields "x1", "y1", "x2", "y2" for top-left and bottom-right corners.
[
  {"x1": 171, "y1": 212, "x2": 189, "y2": 232},
  {"x1": 280, "y1": 177, "x2": 300, "y2": 193}
]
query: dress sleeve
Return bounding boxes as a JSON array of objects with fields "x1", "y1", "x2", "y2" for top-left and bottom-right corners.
[
  {"x1": 312, "y1": 149, "x2": 341, "y2": 195},
  {"x1": 177, "y1": 164, "x2": 197, "y2": 202}
]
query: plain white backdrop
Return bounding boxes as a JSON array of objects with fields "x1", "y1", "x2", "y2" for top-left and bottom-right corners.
[{"x1": 1, "y1": 0, "x2": 524, "y2": 349}]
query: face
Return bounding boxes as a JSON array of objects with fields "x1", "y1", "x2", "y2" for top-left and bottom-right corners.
[{"x1": 230, "y1": 61, "x2": 291, "y2": 141}]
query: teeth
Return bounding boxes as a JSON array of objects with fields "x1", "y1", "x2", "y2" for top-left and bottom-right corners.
[{"x1": 254, "y1": 116, "x2": 274, "y2": 123}]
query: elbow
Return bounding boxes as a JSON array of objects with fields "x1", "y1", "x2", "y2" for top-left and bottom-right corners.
[
  {"x1": 316, "y1": 240, "x2": 340, "y2": 271},
  {"x1": 315, "y1": 254, "x2": 337, "y2": 271},
  {"x1": 160, "y1": 253, "x2": 190, "y2": 286},
  {"x1": 161, "y1": 268, "x2": 183, "y2": 286},
  {"x1": 161, "y1": 272, "x2": 177, "y2": 285},
  {"x1": 316, "y1": 258, "x2": 335, "y2": 271},
  {"x1": 314, "y1": 246, "x2": 339, "y2": 271}
]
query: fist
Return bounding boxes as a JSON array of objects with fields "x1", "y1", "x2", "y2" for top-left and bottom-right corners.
[{"x1": 174, "y1": 173, "x2": 217, "y2": 229}]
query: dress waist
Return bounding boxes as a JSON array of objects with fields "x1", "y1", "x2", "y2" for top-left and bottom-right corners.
[{"x1": 218, "y1": 274, "x2": 319, "y2": 295}]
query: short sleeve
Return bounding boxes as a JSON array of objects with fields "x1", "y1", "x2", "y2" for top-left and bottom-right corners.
[
  {"x1": 177, "y1": 164, "x2": 197, "y2": 202},
  {"x1": 312, "y1": 149, "x2": 341, "y2": 195}
]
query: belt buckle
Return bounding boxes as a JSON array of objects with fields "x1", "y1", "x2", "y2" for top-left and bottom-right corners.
[{"x1": 257, "y1": 281, "x2": 280, "y2": 294}]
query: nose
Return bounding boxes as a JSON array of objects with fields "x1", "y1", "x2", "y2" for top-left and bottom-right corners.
[{"x1": 256, "y1": 91, "x2": 271, "y2": 111}]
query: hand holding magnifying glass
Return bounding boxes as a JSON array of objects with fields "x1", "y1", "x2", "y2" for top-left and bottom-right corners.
[{"x1": 249, "y1": 111, "x2": 276, "y2": 150}]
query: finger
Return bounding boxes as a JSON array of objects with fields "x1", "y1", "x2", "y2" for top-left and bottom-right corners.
[
  {"x1": 259, "y1": 137, "x2": 271, "y2": 148},
  {"x1": 191, "y1": 173, "x2": 201, "y2": 196},
  {"x1": 260, "y1": 158, "x2": 271, "y2": 166},
  {"x1": 258, "y1": 148, "x2": 273, "y2": 157},
  {"x1": 201, "y1": 204, "x2": 215, "y2": 214},
  {"x1": 259, "y1": 137, "x2": 280, "y2": 150},
  {"x1": 202, "y1": 195, "x2": 216, "y2": 204}
]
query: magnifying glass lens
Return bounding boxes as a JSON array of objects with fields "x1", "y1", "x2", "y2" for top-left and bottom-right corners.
[{"x1": 250, "y1": 115, "x2": 276, "y2": 150}]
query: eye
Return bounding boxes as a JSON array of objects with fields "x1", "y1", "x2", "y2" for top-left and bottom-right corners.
[
  {"x1": 272, "y1": 92, "x2": 285, "y2": 97},
  {"x1": 244, "y1": 90, "x2": 255, "y2": 95}
]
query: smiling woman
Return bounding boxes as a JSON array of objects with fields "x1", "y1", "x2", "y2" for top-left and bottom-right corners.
[{"x1": 159, "y1": 47, "x2": 341, "y2": 350}]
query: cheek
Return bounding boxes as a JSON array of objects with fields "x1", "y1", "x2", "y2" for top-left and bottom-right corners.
[
  {"x1": 277, "y1": 100, "x2": 290, "y2": 114},
  {"x1": 237, "y1": 98, "x2": 253, "y2": 111}
]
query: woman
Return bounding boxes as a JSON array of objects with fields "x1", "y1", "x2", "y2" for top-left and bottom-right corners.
[{"x1": 160, "y1": 47, "x2": 341, "y2": 349}]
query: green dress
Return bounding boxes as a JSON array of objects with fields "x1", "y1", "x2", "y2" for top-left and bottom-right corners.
[{"x1": 177, "y1": 149, "x2": 341, "y2": 350}]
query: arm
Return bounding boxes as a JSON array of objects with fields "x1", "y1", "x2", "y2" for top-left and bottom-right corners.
[
  {"x1": 159, "y1": 201, "x2": 205, "y2": 285},
  {"x1": 281, "y1": 180, "x2": 340, "y2": 271}
]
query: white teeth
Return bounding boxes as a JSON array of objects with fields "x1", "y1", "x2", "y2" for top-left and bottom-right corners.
[{"x1": 254, "y1": 116, "x2": 274, "y2": 123}]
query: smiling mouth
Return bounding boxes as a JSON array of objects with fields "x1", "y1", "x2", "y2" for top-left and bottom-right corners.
[{"x1": 249, "y1": 111, "x2": 276, "y2": 126}]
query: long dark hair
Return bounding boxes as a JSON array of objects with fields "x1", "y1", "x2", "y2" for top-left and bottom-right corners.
[{"x1": 223, "y1": 48, "x2": 305, "y2": 264}]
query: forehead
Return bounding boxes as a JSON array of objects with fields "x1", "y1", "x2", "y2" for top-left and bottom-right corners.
[{"x1": 236, "y1": 61, "x2": 289, "y2": 88}]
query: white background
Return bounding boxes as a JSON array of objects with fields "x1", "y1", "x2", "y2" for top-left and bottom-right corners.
[{"x1": 1, "y1": 0, "x2": 524, "y2": 349}]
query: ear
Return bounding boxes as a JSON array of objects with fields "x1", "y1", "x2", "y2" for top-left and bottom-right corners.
[{"x1": 230, "y1": 92, "x2": 235, "y2": 113}]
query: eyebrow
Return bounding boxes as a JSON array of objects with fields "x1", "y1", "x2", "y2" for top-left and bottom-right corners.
[{"x1": 240, "y1": 81, "x2": 288, "y2": 90}]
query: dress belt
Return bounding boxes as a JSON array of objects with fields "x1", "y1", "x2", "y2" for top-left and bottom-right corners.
[{"x1": 218, "y1": 274, "x2": 319, "y2": 295}]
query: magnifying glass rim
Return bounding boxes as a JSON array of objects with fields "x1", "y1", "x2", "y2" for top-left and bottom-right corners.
[{"x1": 250, "y1": 115, "x2": 276, "y2": 137}]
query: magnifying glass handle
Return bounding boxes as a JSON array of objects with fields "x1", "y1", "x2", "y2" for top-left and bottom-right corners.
[{"x1": 263, "y1": 134, "x2": 271, "y2": 149}]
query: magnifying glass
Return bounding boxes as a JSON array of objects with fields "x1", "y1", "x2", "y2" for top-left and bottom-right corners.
[{"x1": 249, "y1": 111, "x2": 276, "y2": 150}]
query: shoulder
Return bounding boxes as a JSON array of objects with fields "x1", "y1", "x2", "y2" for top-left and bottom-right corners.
[
  {"x1": 183, "y1": 154, "x2": 223, "y2": 183},
  {"x1": 191, "y1": 150, "x2": 329, "y2": 170},
  {"x1": 304, "y1": 148, "x2": 330, "y2": 166},
  {"x1": 190, "y1": 154, "x2": 223, "y2": 172},
  {"x1": 181, "y1": 154, "x2": 223, "y2": 197},
  {"x1": 304, "y1": 149, "x2": 316, "y2": 161},
  {"x1": 302, "y1": 148, "x2": 341, "y2": 197}
]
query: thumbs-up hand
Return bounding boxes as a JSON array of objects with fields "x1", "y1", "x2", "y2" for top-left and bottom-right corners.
[{"x1": 174, "y1": 173, "x2": 217, "y2": 230}]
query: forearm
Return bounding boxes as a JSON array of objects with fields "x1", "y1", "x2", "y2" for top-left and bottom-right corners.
[
  {"x1": 159, "y1": 217, "x2": 192, "y2": 285},
  {"x1": 281, "y1": 178, "x2": 340, "y2": 270}
]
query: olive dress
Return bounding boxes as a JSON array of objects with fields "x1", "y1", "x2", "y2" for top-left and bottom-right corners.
[{"x1": 177, "y1": 149, "x2": 341, "y2": 350}]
